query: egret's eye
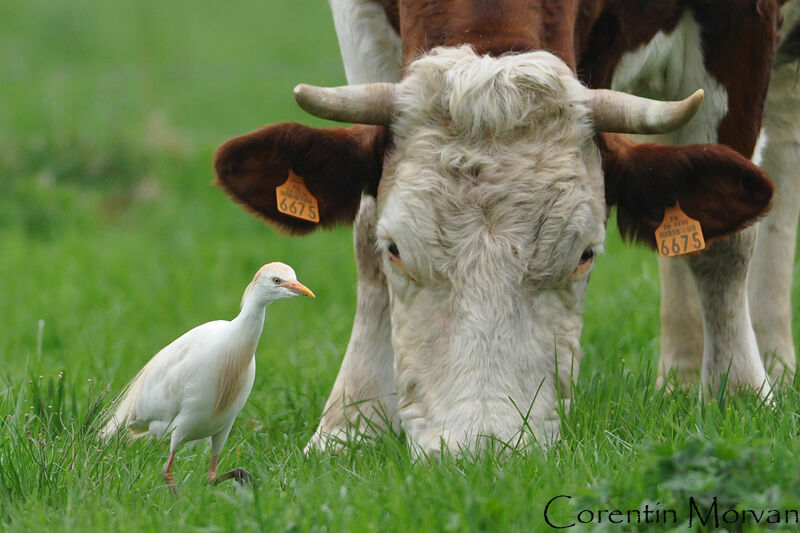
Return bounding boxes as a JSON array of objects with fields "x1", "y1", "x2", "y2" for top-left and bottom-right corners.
[
  {"x1": 579, "y1": 248, "x2": 595, "y2": 263},
  {"x1": 387, "y1": 242, "x2": 400, "y2": 258},
  {"x1": 272, "y1": 277, "x2": 281, "y2": 285}
]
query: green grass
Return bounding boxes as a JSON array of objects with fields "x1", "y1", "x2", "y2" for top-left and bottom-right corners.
[{"x1": 1, "y1": 2, "x2": 800, "y2": 531}]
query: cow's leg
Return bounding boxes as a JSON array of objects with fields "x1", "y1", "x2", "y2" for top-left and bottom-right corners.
[
  {"x1": 685, "y1": 226, "x2": 771, "y2": 398},
  {"x1": 329, "y1": 0, "x2": 402, "y2": 84},
  {"x1": 305, "y1": 196, "x2": 398, "y2": 451},
  {"x1": 657, "y1": 256, "x2": 704, "y2": 387},
  {"x1": 680, "y1": 0, "x2": 779, "y2": 397},
  {"x1": 748, "y1": 62, "x2": 800, "y2": 383}
]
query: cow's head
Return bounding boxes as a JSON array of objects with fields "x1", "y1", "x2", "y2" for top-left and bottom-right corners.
[{"x1": 215, "y1": 47, "x2": 772, "y2": 455}]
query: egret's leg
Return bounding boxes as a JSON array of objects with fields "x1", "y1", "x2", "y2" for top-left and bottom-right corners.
[
  {"x1": 207, "y1": 424, "x2": 251, "y2": 486},
  {"x1": 207, "y1": 454, "x2": 218, "y2": 483},
  {"x1": 162, "y1": 452, "x2": 177, "y2": 495},
  {"x1": 162, "y1": 431, "x2": 184, "y2": 495}
]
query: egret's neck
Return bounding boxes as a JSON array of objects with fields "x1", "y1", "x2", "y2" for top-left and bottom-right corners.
[{"x1": 233, "y1": 293, "x2": 269, "y2": 342}]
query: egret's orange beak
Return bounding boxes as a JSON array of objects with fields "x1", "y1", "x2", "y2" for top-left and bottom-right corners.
[{"x1": 282, "y1": 279, "x2": 315, "y2": 298}]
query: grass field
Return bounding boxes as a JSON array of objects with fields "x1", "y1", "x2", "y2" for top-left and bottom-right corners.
[{"x1": 2, "y1": 2, "x2": 800, "y2": 531}]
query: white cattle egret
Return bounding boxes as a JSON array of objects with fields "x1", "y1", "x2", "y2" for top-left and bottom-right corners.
[{"x1": 100, "y1": 262, "x2": 314, "y2": 493}]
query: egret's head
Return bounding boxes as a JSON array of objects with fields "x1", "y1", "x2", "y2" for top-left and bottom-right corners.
[{"x1": 243, "y1": 262, "x2": 315, "y2": 306}]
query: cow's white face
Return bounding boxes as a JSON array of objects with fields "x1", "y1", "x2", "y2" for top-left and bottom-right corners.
[{"x1": 375, "y1": 47, "x2": 607, "y2": 456}]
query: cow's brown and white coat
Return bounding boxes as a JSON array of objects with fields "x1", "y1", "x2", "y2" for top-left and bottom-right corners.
[{"x1": 215, "y1": 0, "x2": 799, "y2": 456}]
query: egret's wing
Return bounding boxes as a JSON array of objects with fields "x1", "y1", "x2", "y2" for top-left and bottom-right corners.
[{"x1": 100, "y1": 320, "x2": 230, "y2": 438}]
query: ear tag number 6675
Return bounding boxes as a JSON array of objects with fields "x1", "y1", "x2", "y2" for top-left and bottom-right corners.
[
  {"x1": 655, "y1": 203, "x2": 706, "y2": 257},
  {"x1": 276, "y1": 171, "x2": 320, "y2": 223}
]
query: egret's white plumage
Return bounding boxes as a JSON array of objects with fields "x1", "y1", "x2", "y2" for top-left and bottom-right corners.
[{"x1": 101, "y1": 262, "x2": 314, "y2": 491}]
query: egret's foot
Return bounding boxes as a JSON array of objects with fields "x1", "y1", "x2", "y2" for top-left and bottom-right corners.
[
  {"x1": 163, "y1": 471, "x2": 178, "y2": 496},
  {"x1": 209, "y1": 467, "x2": 251, "y2": 486},
  {"x1": 228, "y1": 467, "x2": 252, "y2": 485}
]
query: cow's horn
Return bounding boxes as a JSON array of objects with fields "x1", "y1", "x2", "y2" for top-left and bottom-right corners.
[
  {"x1": 293, "y1": 83, "x2": 396, "y2": 125},
  {"x1": 586, "y1": 88, "x2": 704, "y2": 134}
]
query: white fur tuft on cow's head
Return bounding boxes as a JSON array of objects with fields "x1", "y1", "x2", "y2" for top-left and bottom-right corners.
[{"x1": 397, "y1": 46, "x2": 595, "y2": 142}]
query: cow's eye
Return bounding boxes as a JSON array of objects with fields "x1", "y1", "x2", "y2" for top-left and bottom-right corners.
[
  {"x1": 570, "y1": 246, "x2": 598, "y2": 281},
  {"x1": 384, "y1": 241, "x2": 417, "y2": 282}
]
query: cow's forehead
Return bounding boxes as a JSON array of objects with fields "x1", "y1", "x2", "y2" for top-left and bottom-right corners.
[
  {"x1": 377, "y1": 47, "x2": 606, "y2": 283},
  {"x1": 393, "y1": 46, "x2": 594, "y2": 144}
]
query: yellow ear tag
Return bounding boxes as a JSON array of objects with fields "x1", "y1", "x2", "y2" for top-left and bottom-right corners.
[
  {"x1": 276, "y1": 170, "x2": 320, "y2": 223},
  {"x1": 655, "y1": 202, "x2": 705, "y2": 257}
]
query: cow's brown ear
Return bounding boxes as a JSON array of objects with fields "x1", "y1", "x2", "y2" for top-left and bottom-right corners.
[
  {"x1": 214, "y1": 123, "x2": 389, "y2": 235},
  {"x1": 598, "y1": 133, "x2": 774, "y2": 249}
]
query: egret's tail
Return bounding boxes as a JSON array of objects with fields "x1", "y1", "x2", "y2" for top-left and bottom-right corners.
[{"x1": 99, "y1": 368, "x2": 147, "y2": 440}]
